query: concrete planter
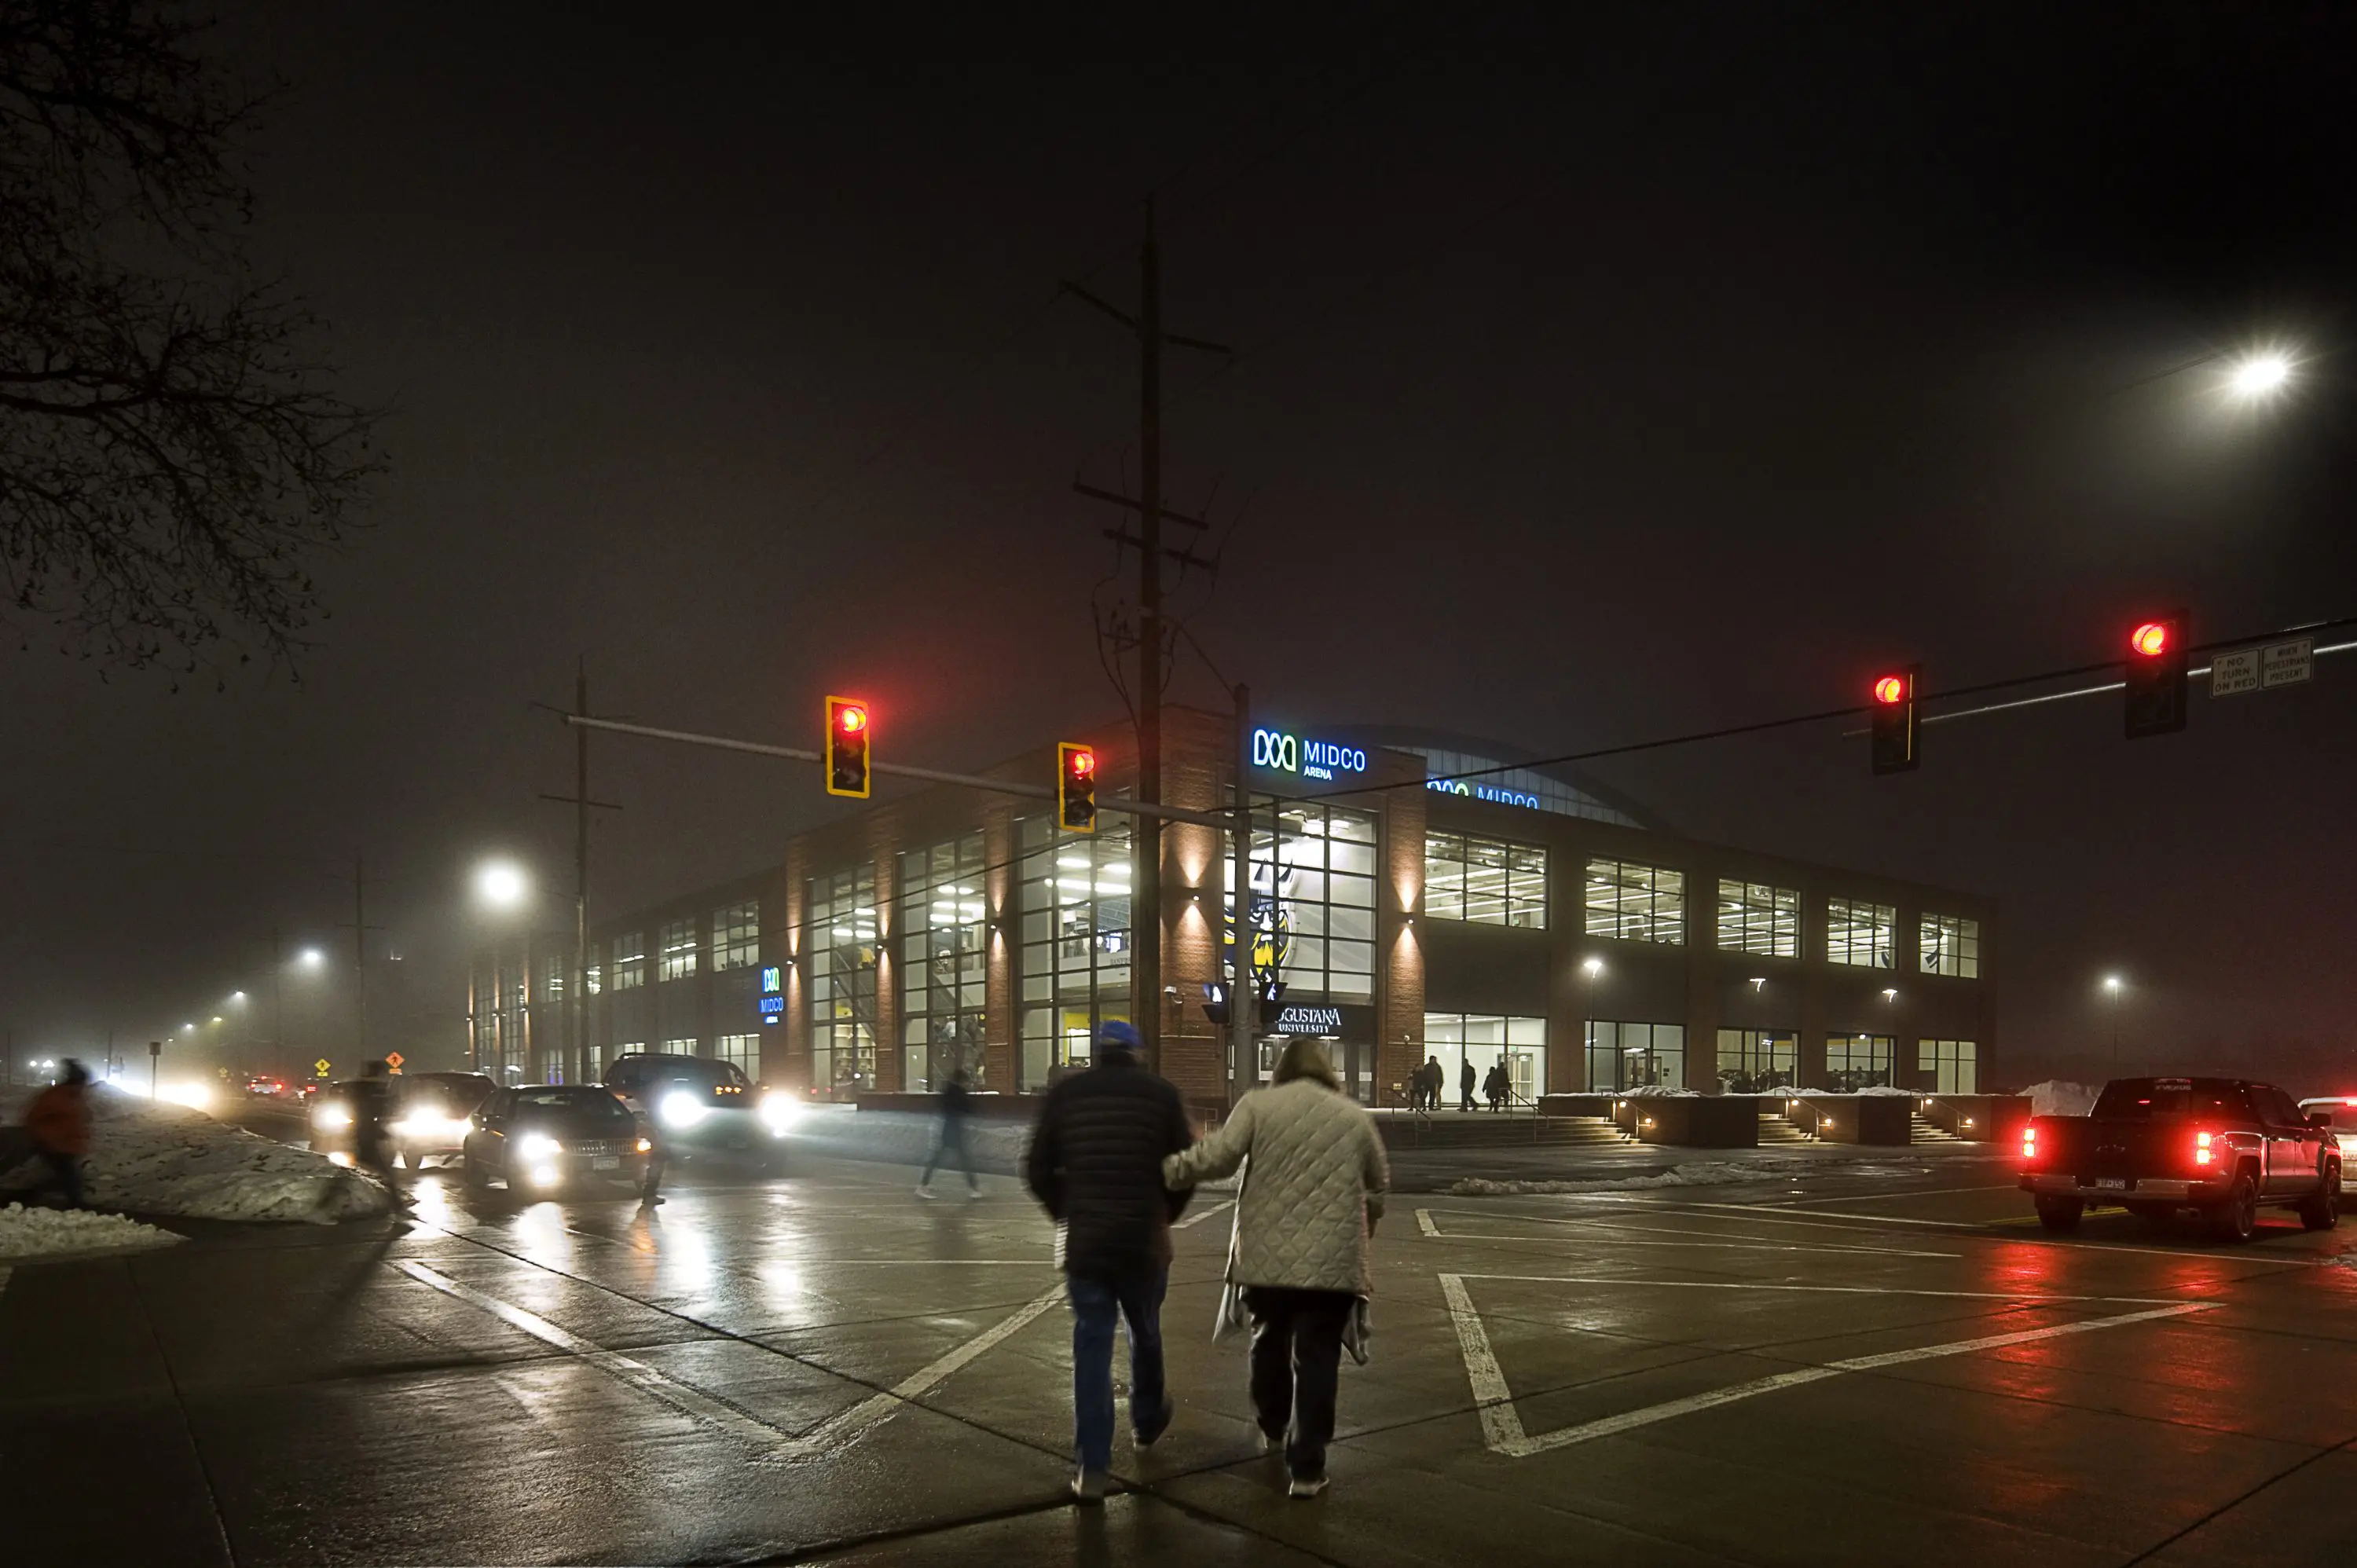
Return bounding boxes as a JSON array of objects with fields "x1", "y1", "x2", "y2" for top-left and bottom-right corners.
[
  {"x1": 1803, "y1": 1094, "x2": 1914, "y2": 1145},
  {"x1": 1631, "y1": 1096, "x2": 1759, "y2": 1149}
]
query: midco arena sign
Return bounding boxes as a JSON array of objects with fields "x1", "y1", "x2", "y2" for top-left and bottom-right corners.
[{"x1": 1251, "y1": 727, "x2": 1368, "y2": 782}]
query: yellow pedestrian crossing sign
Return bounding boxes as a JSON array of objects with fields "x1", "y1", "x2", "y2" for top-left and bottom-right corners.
[{"x1": 314, "y1": 1059, "x2": 331, "y2": 1078}]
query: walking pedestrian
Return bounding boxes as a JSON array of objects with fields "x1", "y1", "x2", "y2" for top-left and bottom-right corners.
[
  {"x1": 349, "y1": 1061, "x2": 409, "y2": 1203},
  {"x1": 1023, "y1": 1020, "x2": 1195, "y2": 1504},
  {"x1": 1485, "y1": 1061, "x2": 1508, "y2": 1112},
  {"x1": 917, "y1": 1066, "x2": 981, "y2": 1199},
  {"x1": 1421, "y1": 1056, "x2": 1442, "y2": 1112},
  {"x1": 1458, "y1": 1057, "x2": 1477, "y2": 1113},
  {"x1": 21, "y1": 1058, "x2": 93, "y2": 1208},
  {"x1": 1164, "y1": 1037, "x2": 1389, "y2": 1500}
]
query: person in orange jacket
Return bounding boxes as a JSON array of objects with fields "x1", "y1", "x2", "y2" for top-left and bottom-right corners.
[{"x1": 24, "y1": 1058, "x2": 93, "y2": 1209}]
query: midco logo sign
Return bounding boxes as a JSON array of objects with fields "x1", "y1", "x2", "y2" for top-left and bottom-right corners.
[
  {"x1": 1426, "y1": 777, "x2": 1541, "y2": 810},
  {"x1": 1252, "y1": 727, "x2": 1368, "y2": 782}
]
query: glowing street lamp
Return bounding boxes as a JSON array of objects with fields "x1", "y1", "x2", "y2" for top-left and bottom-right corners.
[
  {"x1": 474, "y1": 859, "x2": 530, "y2": 911},
  {"x1": 2226, "y1": 352, "x2": 2292, "y2": 401},
  {"x1": 2103, "y1": 974, "x2": 2125, "y2": 1071},
  {"x1": 298, "y1": 947, "x2": 324, "y2": 969}
]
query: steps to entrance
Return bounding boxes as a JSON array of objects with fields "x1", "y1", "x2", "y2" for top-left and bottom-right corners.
[
  {"x1": 1756, "y1": 1112, "x2": 1816, "y2": 1145},
  {"x1": 1909, "y1": 1113, "x2": 1966, "y2": 1144},
  {"x1": 1373, "y1": 1113, "x2": 1623, "y2": 1151}
]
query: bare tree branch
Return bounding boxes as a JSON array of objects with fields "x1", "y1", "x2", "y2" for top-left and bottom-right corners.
[{"x1": 0, "y1": 1, "x2": 383, "y2": 678}]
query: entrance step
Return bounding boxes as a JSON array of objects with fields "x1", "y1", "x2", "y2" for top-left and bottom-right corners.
[
  {"x1": 1756, "y1": 1112, "x2": 1816, "y2": 1145},
  {"x1": 1373, "y1": 1114, "x2": 1622, "y2": 1151},
  {"x1": 1909, "y1": 1113, "x2": 1966, "y2": 1144}
]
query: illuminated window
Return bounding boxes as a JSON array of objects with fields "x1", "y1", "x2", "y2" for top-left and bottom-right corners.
[
  {"x1": 610, "y1": 933, "x2": 645, "y2": 991},
  {"x1": 584, "y1": 963, "x2": 602, "y2": 996},
  {"x1": 1424, "y1": 833, "x2": 1548, "y2": 929},
  {"x1": 1424, "y1": 1013, "x2": 1548, "y2": 1101},
  {"x1": 1019, "y1": 815, "x2": 1131, "y2": 1090},
  {"x1": 712, "y1": 900, "x2": 761, "y2": 972},
  {"x1": 1584, "y1": 859, "x2": 1684, "y2": 945},
  {"x1": 1919, "y1": 1039, "x2": 1977, "y2": 1094},
  {"x1": 808, "y1": 866, "x2": 878, "y2": 1094},
  {"x1": 1717, "y1": 880, "x2": 1799, "y2": 959},
  {"x1": 714, "y1": 1033, "x2": 760, "y2": 1077},
  {"x1": 901, "y1": 833, "x2": 988, "y2": 1094},
  {"x1": 1585, "y1": 1020, "x2": 1684, "y2": 1091},
  {"x1": 542, "y1": 954, "x2": 566, "y2": 1000},
  {"x1": 1827, "y1": 1032, "x2": 1896, "y2": 1088},
  {"x1": 659, "y1": 918, "x2": 698, "y2": 982},
  {"x1": 662, "y1": 1036, "x2": 699, "y2": 1056},
  {"x1": 1227, "y1": 801, "x2": 1378, "y2": 1009},
  {"x1": 1825, "y1": 899, "x2": 1896, "y2": 969},
  {"x1": 1919, "y1": 914, "x2": 1980, "y2": 978},
  {"x1": 1716, "y1": 1028, "x2": 1798, "y2": 1092}
]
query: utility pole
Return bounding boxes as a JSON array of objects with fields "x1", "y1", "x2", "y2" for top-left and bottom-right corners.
[
  {"x1": 1230, "y1": 683, "x2": 1258, "y2": 1108},
  {"x1": 271, "y1": 926, "x2": 285, "y2": 1083},
  {"x1": 540, "y1": 658, "x2": 622, "y2": 1087},
  {"x1": 1063, "y1": 201, "x2": 1230, "y2": 1074},
  {"x1": 353, "y1": 852, "x2": 368, "y2": 1058}
]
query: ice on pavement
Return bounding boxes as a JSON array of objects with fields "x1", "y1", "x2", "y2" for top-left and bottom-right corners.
[
  {"x1": 2025, "y1": 1079, "x2": 2100, "y2": 1117},
  {"x1": 2, "y1": 1086, "x2": 393, "y2": 1223},
  {"x1": 0, "y1": 1201, "x2": 185, "y2": 1260}
]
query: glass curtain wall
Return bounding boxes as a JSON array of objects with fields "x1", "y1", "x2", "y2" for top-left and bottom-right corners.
[
  {"x1": 712, "y1": 902, "x2": 761, "y2": 970},
  {"x1": 1585, "y1": 859, "x2": 1686, "y2": 944},
  {"x1": 1424, "y1": 833, "x2": 1548, "y2": 928},
  {"x1": 1424, "y1": 1013, "x2": 1548, "y2": 1105},
  {"x1": 1826, "y1": 900, "x2": 1896, "y2": 968},
  {"x1": 1716, "y1": 1028, "x2": 1798, "y2": 1091},
  {"x1": 900, "y1": 833, "x2": 987, "y2": 1094},
  {"x1": 1919, "y1": 1038, "x2": 1978, "y2": 1094},
  {"x1": 1586, "y1": 1020, "x2": 1686, "y2": 1091},
  {"x1": 1018, "y1": 815, "x2": 1131, "y2": 1088},
  {"x1": 1717, "y1": 881, "x2": 1800, "y2": 958},
  {"x1": 808, "y1": 867, "x2": 878, "y2": 1095},
  {"x1": 1228, "y1": 801, "x2": 1377, "y2": 1006},
  {"x1": 1826, "y1": 1032, "x2": 1896, "y2": 1088}
]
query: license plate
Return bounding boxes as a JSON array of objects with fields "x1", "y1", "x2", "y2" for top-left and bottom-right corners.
[
  {"x1": 592, "y1": 1156, "x2": 619, "y2": 1171},
  {"x1": 2093, "y1": 1177, "x2": 2128, "y2": 1190}
]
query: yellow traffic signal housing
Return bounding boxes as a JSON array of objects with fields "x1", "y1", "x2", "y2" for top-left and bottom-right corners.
[
  {"x1": 825, "y1": 696, "x2": 871, "y2": 798},
  {"x1": 1058, "y1": 742, "x2": 1098, "y2": 832}
]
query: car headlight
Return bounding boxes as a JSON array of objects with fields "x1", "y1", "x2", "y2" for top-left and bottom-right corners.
[
  {"x1": 313, "y1": 1105, "x2": 353, "y2": 1130},
  {"x1": 635, "y1": 1137, "x2": 652, "y2": 1153},
  {"x1": 516, "y1": 1133, "x2": 563, "y2": 1160},
  {"x1": 659, "y1": 1091, "x2": 709, "y2": 1129},
  {"x1": 759, "y1": 1092, "x2": 802, "y2": 1134}
]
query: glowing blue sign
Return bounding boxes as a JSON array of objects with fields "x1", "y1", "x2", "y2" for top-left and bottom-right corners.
[
  {"x1": 761, "y1": 966, "x2": 781, "y2": 995},
  {"x1": 1427, "y1": 776, "x2": 1540, "y2": 810},
  {"x1": 758, "y1": 994, "x2": 785, "y2": 1024},
  {"x1": 1252, "y1": 727, "x2": 1368, "y2": 783}
]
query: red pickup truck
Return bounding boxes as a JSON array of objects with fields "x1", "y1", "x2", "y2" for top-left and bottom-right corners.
[{"x1": 2018, "y1": 1076, "x2": 2341, "y2": 1241}]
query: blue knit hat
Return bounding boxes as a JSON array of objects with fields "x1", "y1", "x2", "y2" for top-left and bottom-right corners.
[{"x1": 1097, "y1": 1020, "x2": 1142, "y2": 1054}]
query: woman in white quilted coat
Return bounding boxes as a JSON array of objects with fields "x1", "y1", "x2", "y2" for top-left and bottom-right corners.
[{"x1": 1163, "y1": 1038, "x2": 1389, "y2": 1499}]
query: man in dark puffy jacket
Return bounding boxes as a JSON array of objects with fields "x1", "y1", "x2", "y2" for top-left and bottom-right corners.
[{"x1": 1024, "y1": 1020, "x2": 1194, "y2": 1504}]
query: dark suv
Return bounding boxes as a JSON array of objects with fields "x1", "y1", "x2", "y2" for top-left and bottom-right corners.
[{"x1": 604, "y1": 1052, "x2": 794, "y2": 1164}]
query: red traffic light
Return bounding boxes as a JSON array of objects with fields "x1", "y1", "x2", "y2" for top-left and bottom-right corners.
[
  {"x1": 2129, "y1": 621, "x2": 2170, "y2": 658},
  {"x1": 824, "y1": 695, "x2": 872, "y2": 798},
  {"x1": 1057, "y1": 742, "x2": 1098, "y2": 832},
  {"x1": 835, "y1": 702, "x2": 868, "y2": 735},
  {"x1": 1871, "y1": 674, "x2": 1908, "y2": 705},
  {"x1": 1069, "y1": 747, "x2": 1096, "y2": 778}
]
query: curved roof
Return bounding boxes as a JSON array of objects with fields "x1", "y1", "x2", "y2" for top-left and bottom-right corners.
[{"x1": 1318, "y1": 725, "x2": 1670, "y2": 833}]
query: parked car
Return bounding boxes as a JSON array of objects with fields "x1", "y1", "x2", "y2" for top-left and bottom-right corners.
[
  {"x1": 2019, "y1": 1075, "x2": 2341, "y2": 1240},
  {"x1": 389, "y1": 1071, "x2": 496, "y2": 1169},
  {"x1": 462, "y1": 1085, "x2": 651, "y2": 1195}
]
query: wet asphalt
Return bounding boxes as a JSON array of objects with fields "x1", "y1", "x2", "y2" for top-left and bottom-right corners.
[{"x1": 5, "y1": 1138, "x2": 2355, "y2": 1566}]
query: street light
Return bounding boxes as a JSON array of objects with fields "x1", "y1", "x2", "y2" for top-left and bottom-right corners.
[
  {"x1": 1581, "y1": 958, "x2": 1605, "y2": 1092},
  {"x1": 299, "y1": 947, "x2": 324, "y2": 969},
  {"x1": 2225, "y1": 351, "x2": 2293, "y2": 401},
  {"x1": 475, "y1": 859, "x2": 530, "y2": 910}
]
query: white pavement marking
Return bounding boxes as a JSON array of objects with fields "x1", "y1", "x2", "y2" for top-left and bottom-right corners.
[
  {"x1": 396, "y1": 1260, "x2": 788, "y2": 1448},
  {"x1": 1175, "y1": 1198, "x2": 1234, "y2": 1230},
  {"x1": 1438, "y1": 1271, "x2": 2212, "y2": 1459},
  {"x1": 1416, "y1": 1207, "x2": 1959, "y2": 1259},
  {"x1": 1754, "y1": 1185, "x2": 2018, "y2": 1206},
  {"x1": 394, "y1": 1258, "x2": 1065, "y2": 1459},
  {"x1": 1663, "y1": 1201, "x2": 2332, "y2": 1263}
]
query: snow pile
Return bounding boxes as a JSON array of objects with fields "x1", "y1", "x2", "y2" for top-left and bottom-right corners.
[
  {"x1": 2025, "y1": 1080, "x2": 2100, "y2": 1117},
  {"x1": 1445, "y1": 1156, "x2": 1872, "y2": 1196},
  {"x1": 0, "y1": 1201, "x2": 185, "y2": 1260},
  {"x1": 0, "y1": 1088, "x2": 393, "y2": 1223},
  {"x1": 1617, "y1": 1085, "x2": 1700, "y2": 1098},
  {"x1": 1857, "y1": 1085, "x2": 1918, "y2": 1097}
]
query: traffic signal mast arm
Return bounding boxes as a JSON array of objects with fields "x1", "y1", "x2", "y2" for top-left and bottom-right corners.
[{"x1": 561, "y1": 713, "x2": 1240, "y2": 830}]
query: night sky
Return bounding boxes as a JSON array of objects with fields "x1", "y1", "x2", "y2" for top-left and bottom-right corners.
[{"x1": 9, "y1": 5, "x2": 2354, "y2": 1088}]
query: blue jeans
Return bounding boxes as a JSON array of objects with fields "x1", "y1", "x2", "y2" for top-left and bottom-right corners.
[{"x1": 1067, "y1": 1268, "x2": 1168, "y2": 1473}]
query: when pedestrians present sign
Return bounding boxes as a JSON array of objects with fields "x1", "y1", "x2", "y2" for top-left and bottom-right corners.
[
  {"x1": 2211, "y1": 637, "x2": 2312, "y2": 698},
  {"x1": 314, "y1": 1058, "x2": 331, "y2": 1078},
  {"x1": 384, "y1": 1051, "x2": 405, "y2": 1072}
]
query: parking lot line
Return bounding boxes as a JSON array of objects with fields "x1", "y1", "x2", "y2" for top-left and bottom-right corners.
[
  {"x1": 1439, "y1": 1271, "x2": 2212, "y2": 1459},
  {"x1": 1416, "y1": 1207, "x2": 1962, "y2": 1258},
  {"x1": 1175, "y1": 1198, "x2": 1233, "y2": 1229},
  {"x1": 393, "y1": 1256, "x2": 1066, "y2": 1459}
]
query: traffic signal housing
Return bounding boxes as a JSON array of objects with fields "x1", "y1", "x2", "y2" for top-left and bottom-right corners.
[
  {"x1": 2124, "y1": 612, "x2": 2189, "y2": 739},
  {"x1": 825, "y1": 696, "x2": 871, "y2": 797},
  {"x1": 1869, "y1": 665, "x2": 1919, "y2": 775},
  {"x1": 1058, "y1": 742, "x2": 1098, "y2": 832}
]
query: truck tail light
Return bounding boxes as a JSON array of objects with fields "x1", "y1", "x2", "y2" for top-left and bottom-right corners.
[
  {"x1": 2021, "y1": 1126, "x2": 2037, "y2": 1164},
  {"x1": 2194, "y1": 1130, "x2": 2213, "y2": 1167}
]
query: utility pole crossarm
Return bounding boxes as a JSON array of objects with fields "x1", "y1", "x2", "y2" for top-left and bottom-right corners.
[
  {"x1": 1058, "y1": 279, "x2": 1136, "y2": 330},
  {"x1": 1072, "y1": 479, "x2": 1210, "y2": 529}
]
